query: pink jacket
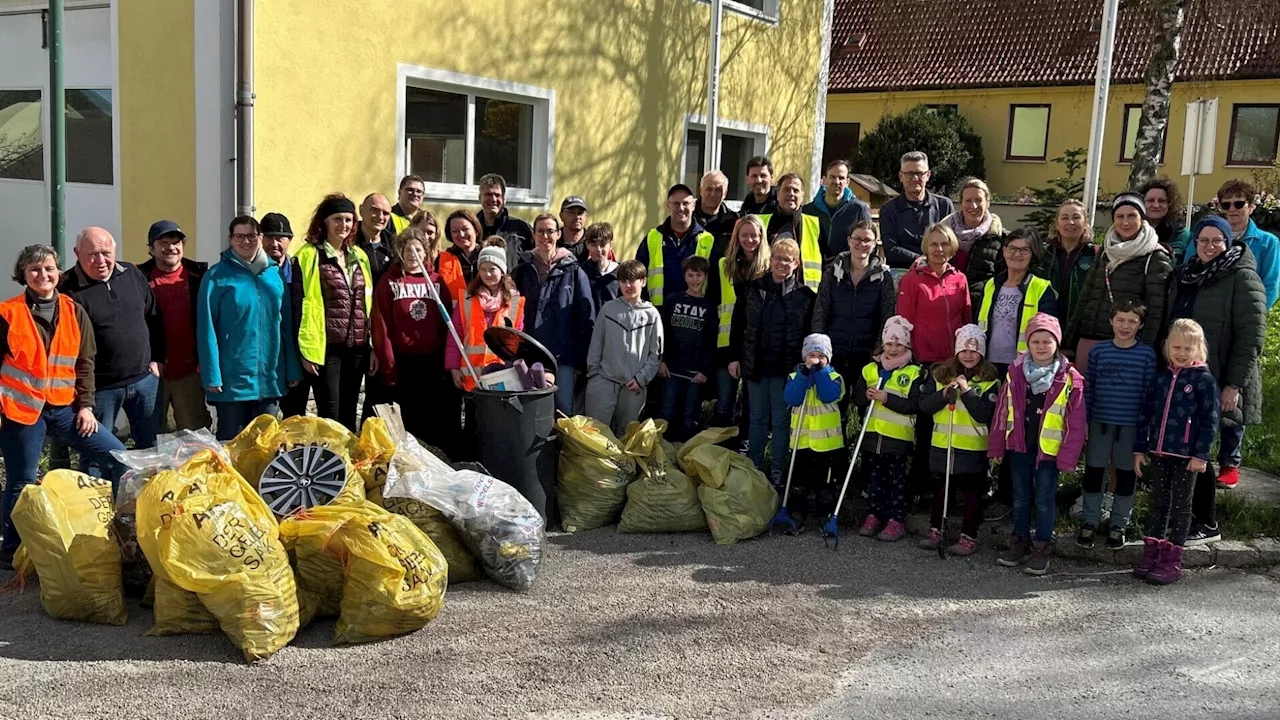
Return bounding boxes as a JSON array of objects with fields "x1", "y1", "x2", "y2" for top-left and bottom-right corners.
[
  {"x1": 896, "y1": 259, "x2": 971, "y2": 364},
  {"x1": 988, "y1": 355, "x2": 1087, "y2": 472},
  {"x1": 444, "y1": 297, "x2": 526, "y2": 370}
]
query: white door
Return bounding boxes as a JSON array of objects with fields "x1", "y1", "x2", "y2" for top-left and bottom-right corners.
[{"x1": 0, "y1": 4, "x2": 118, "y2": 296}]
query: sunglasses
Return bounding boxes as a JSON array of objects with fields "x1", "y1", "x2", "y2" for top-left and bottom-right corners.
[{"x1": 1220, "y1": 200, "x2": 1250, "y2": 210}]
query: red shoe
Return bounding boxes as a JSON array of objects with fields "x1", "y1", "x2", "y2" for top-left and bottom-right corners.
[{"x1": 1216, "y1": 466, "x2": 1239, "y2": 489}]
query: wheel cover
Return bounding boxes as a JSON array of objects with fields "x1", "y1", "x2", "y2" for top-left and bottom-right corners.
[{"x1": 258, "y1": 444, "x2": 348, "y2": 516}]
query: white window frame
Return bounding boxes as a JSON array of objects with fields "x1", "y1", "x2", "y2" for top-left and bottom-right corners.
[
  {"x1": 681, "y1": 113, "x2": 770, "y2": 205},
  {"x1": 695, "y1": 0, "x2": 779, "y2": 24},
  {"x1": 395, "y1": 64, "x2": 555, "y2": 206}
]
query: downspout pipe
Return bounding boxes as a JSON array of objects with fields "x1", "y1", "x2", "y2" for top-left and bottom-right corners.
[
  {"x1": 235, "y1": 0, "x2": 253, "y2": 216},
  {"x1": 49, "y1": 0, "x2": 66, "y2": 258}
]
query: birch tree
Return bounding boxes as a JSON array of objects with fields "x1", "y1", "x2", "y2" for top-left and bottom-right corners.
[{"x1": 1128, "y1": 0, "x2": 1186, "y2": 188}]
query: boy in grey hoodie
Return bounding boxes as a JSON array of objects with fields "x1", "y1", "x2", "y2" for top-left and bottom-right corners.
[{"x1": 585, "y1": 260, "x2": 664, "y2": 436}]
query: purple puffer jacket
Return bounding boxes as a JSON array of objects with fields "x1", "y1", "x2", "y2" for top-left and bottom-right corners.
[{"x1": 988, "y1": 355, "x2": 1087, "y2": 472}]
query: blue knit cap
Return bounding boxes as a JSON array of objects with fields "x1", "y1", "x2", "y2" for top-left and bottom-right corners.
[{"x1": 1192, "y1": 215, "x2": 1233, "y2": 244}]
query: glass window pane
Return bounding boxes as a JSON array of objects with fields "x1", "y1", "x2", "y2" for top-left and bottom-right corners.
[
  {"x1": 822, "y1": 122, "x2": 859, "y2": 174},
  {"x1": 684, "y1": 128, "x2": 705, "y2": 192},
  {"x1": 65, "y1": 88, "x2": 112, "y2": 184},
  {"x1": 474, "y1": 96, "x2": 533, "y2": 189},
  {"x1": 719, "y1": 133, "x2": 751, "y2": 200},
  {"x1": 0, "y1": 89, "x2": 44, "y2": 181},
  {"x1": 405, "y1": 86, "x2": 467, "y2": 184},
  {"x1": 1123, "y1": 106, "x2": 1142, "y2": 161},
  {"x1": 1230, "y1": 106, "x2": 1280, "y2": 165},
  {"x1": 1009, "y1": 105, "x2": 1049, "y2": 159}
]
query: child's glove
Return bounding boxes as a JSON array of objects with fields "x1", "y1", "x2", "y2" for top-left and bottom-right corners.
[{"x1": 796, "y1": 362, "x2": 813, "y2": 377}]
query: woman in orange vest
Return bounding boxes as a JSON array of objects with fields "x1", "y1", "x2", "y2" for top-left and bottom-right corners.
[{"x1": 0, "y1": 245, "x2": 126, "y2": 568}]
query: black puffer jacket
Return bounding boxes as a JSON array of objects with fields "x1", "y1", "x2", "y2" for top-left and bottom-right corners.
[
  {"x1": 1065, "y1": 228, "x2": 1172, "y2": 350},
  {"x1": 730, "y1": 274, "x2": 815, "y2": 380},
  {"x1": 811, "y1": 252, "x2": 895, "y2": 361},
  {"x1": 1165, "y1": 243, "x2": 1267, "y2": 426},
  {"x1": 948, "y1": 213, "x2": 1006, "y2": 310}
]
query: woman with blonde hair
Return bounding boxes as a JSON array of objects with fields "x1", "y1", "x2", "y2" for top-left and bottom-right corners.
[
  {"x1": 942, "y1": 177, "x2": 1006, "y2": 307},
  {"x1": 711, "y1": 214, "x2": 771, "y2": 428},
  {"x1": 1046, "y1": 199, "x2": 1097, "y2": 322},
  {"x1": 409, "y1": 211, "x2": 441, "y2": 268}
]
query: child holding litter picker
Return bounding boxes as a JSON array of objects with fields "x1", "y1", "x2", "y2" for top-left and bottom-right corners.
[
  {"x1": 780, "y1": 333, "x2": 846, "y2": 532},
  {"x1": 916, "y1": 324, "x2": 1002, "y2": 556},
  {"x1": 990, "y1": 313, "x2": 1086, "y2": 576},
  {"x1": 852, "y1": 315, "x2": 923, "y2": 543},
  {"x1": 1131, "y1": 319, "x2": 1219, "y2": 585}
]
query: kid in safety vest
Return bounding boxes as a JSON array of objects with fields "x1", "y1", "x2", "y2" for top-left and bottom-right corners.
[
  {"x1": 916, "y1": 324, "x2": 1002, "y2": 557},
  {"x1": 852, "y1": 315, "x2": 923, "y2": 543},
  {"x1": 781, "y1": 333, "x2": 845, "y2": 530},
  {"x1": 990, "y1": 313, "x2": 1086, "y2": 576}
]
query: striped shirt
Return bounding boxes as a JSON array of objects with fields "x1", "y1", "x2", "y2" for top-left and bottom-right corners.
[{"x1": 1085, "y1": 340, "x2": 1156, "y2": 426}]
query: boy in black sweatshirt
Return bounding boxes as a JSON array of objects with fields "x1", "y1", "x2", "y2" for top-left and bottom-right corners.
[{"x1": 658, "y1": 255, "x2": 716, "y2": 441}]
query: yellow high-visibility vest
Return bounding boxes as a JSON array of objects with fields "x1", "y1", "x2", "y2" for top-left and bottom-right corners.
[
  {"x1": 717, "y1": 257, "x2": 735, "y2": 348},
  {"x1": 931, "y1": 379, "x2": 998, "y2": 452},
  {"x1": 860, "y1": 363, "x2": 922, "y2": 442},
  {"x1": 644, "y1": 229, "x2": 713, "y2": 307},
  {"x1": 759, "y1": 213, "x2": 822, "y2": 290},
  {"x1": 390, "y1": 213, "x2": 410, "y2": 236},
  {"x1": 1005, "y1": 371, "x2": 1074, "y2": 456},
  {"x1": 295, "y1": 242, "x2": 374, "y2": 365},
  {"x1": 976, "y1": 275, "x2": 1053, "y2": 353},
  {"x1": 788, "y1": 368, "x2": 846, "y2": 452}
]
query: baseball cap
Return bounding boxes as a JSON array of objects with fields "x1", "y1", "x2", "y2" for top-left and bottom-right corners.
[
  {"x1": 667, "y1": 183, "x2": 695, "y2": 199},
  {"x1": 560, "y1": 196, "x2": 588, "y2": 212},
  {"x1": 259, "y1": 212, "x2": 294, "y2": 238},
  {"x1": 147, "y1": 220, "x2": 185, "y2": 244}
]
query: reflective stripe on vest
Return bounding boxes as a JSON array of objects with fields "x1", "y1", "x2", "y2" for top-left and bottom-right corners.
[
  {"x1": 458, "y1": 295, "x2": 526, "y2": 391},
  {"x1": 717, "y1": 257, "x2": 736, "y2": 348},
  {"x1": 788, "y1": 370, "x2": 845, "y2": 452},
  {"x1": 931, "y1": 379, "x2": 998, "y2": 452},
  {"x1": 758, "y1": 214, "x2": 823, "y2": 290},
  {"x1": 860, "y1": 363, "x2": 921, "y2": 442},
  {"x1": 645, "y1": 229, "x2": 714, "y2": 307},
  {"x1": 295, "y1": 242, "x2": 375, "y2": 365},
  {"x1": 977, "y1": 276, "x2": 1052, "y2": 353},
  {"x1": 1005, "y1": 371, "x2": 1073, "y2": 456},
  {"x1": 0, "y1": 294, "x2": 81, "y2": 424}
]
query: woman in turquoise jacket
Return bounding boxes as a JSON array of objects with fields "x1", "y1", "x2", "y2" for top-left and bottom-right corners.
[{"x1": 197, "y1": 216, "x2": 301, "y2": 440}]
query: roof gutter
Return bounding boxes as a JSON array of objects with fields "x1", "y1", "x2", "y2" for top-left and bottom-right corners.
[{"x1": 235, "y1": 0, "x2": 253, "y2": 215}]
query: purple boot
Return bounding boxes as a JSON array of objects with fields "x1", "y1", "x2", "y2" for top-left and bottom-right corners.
[
  {"x1": 1146, "y1": 541, "x2": 1183, "y2": 585},
  {"x1": 1131, "y1": 537, "x2": 1160, "y2": 579}
]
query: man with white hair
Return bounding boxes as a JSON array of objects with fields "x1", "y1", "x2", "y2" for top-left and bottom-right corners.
[
  {"x1": 878, "y1": 151, "x2": 956, "y2": 268},
  {"x1": 692, "y1": 170, "x2": 738, "y2": 253},
  {"x1": 59, "y1": 227, "x2": 165, "y2": 450}
]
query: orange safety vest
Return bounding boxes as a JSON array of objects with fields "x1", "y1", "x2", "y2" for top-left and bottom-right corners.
[
  {"x1": 0, "y1": 294, "x2": 81, "y2": 425},
  {"x1": 438, "y1": 252, "x2": 467, "y2": 310},
  {"x1": 458, "y1": 294, "x2": 525, "y2": 391}
]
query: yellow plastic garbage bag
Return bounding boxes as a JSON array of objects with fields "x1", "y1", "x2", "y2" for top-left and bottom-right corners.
[
  {"x1": 227, "y1": 415, "x2": 367, "y2": 513},
  {"x1": 354, "y1": 417, "x2": 397, "y2": 493},
  {"x1": 618, "y1": 420, "x2": 707, "y2": 533},
  {"x1": 676, "y1": 426, "x2": 739, "y2": 471},
  {"x1": 554, "y1": 415, "x2": 636, "y2": 532},
  {"x1": 683, "y1": 443, "x2": 779, "y2": 544},
  {"x1": 280, "y1": 501, "x2": 447, "y2": 644},
  {"x1": 223, "y1": 414, "x2": 281, "y2": 489},
  {"x1": 8, "y1": 470, "x2": 126, "y2": 625},
  {"x1": 370, "y1": 485, "x2": 482, "y2": 584}
]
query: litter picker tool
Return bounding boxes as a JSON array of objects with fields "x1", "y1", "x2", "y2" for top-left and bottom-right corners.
[
  {"x1": 823, "y1": 379, "x2": 882, "y2": 550},
  {"x1": 409, "y1": 244, "x2": 484, "y2": 390},
  {"x1": 938, "y1": 401, "x2": 956, "y2": 560},
  {"x1": 769, "y1": 402, "x2": 808, "y2": 536}
]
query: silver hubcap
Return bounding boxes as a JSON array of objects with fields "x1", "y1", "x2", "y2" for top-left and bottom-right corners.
[{"x1": 258, "y1": 445, "x2": 348, "y2": 516}]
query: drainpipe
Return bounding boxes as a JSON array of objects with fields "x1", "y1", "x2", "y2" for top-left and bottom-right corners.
[
  {"x1": 235, "y1": 0, "x2": 254, "y2": 216},
  {"x1": 704, "y1": 0, "x2": 722, "y2": 175},
  {"x1": 49, "y1": 0, "x2": 66, "y2": 257}
]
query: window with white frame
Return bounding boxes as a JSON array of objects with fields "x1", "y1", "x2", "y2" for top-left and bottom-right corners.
[
  {"x1": 683, "y1": 117, "x2": 769, "y2": 201},
  {"x1": 399, "y1": 66, "x2": 554, "y2": 204},
  {"x1": 699, "y1": 0, "x2": 779, "y2": 22}
]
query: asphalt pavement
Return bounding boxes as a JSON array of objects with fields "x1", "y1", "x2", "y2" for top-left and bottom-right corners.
[{"x1": 1, "y1": 528, "x2": 1277, "y2": 720}]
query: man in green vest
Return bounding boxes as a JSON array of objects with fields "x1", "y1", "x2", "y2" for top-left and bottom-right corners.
[
  {"x1": 759, "y1": 173, "x2": 823, "y2": 290},
  {"x1": 390, "y1": 175, "x2": 424, "y2": 234},
  {"x1": 635, "y1": 183, "x2": 716, "y2": 307}
]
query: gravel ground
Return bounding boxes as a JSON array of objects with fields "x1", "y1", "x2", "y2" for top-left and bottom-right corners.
[{"x1": 1, "y1": 529, "x2": 1278, "y2": 720}]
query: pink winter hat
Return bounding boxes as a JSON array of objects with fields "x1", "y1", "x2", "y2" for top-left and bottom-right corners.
[
  {"x1": 1025, "y1": 312, "x2": 1062, "y2": 346},
  {"x1": 881, "y1": 315, "x2": 913, "y2": 347},
  {"x1": 954, "y1": 324, "x2": 986, "y2": 356}
]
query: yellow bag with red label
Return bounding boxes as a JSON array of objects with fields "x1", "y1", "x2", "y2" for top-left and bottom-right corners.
[{"x1": 8, "y1": 470, "x2": 127, "y2": 625}]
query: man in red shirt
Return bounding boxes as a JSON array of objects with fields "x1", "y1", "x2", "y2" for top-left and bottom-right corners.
[{"x1": 140, "y1": 220, "x2": 210, "y2": 432}]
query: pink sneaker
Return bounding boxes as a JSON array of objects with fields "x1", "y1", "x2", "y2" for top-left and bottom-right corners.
[
  {"x1": 877, "y1": 519, "x2": 906, "y2": 542},
  {"x1": 948, "y1": 534, "x2": 980, "y2": 556},
  {"x1": 918, "y1": 527, "x2": 942, "y2": 550},
  {"x1": 858, "y1": 515, "x2": 881, "y2": 537}
]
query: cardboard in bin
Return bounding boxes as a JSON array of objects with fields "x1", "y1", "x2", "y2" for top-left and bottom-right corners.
[{"x1": 483, "y1": 327, "x2": 559, "y2": 380}]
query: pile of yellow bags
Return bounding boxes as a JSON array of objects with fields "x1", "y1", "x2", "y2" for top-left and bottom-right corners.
[
  {"x1": 554, "y1": 416, "x2": 637, "y2": 532},
  {"x1": 224, "y1": 415, "x2": 368, "y2": 508},
  {"x1": 681, "y1": 437, "x2": 779, "y2": 545},
  {"x1": 617, "y1": 420, "x2": 707, "y2": 534},
  {"x1": 9, "y1": 470, "x2": 127, "y2": 625}
]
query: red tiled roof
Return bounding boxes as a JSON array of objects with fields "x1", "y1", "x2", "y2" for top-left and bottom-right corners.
[{"x1": 829, "y1": 0, "x2": 1280, "y2": 92}]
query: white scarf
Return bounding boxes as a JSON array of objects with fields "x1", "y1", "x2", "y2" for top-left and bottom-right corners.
[{"x1": 1104, "y1": 222, "x2": 1159, "y2": 271}]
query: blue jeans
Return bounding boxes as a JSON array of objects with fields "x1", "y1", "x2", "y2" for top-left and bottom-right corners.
[
  {"x1": 554, "y1": 364, "x2": 577, "y2": 416},
  {"x1": 714, "y1": 368, "x2": 737, "y2": 424},
  {"x1": 94, "y1": 372, "x2": 160, "y2": 450},
  {"x1": 214, "y1": 399, "x2": 280, "y2": 442},
  {"x1": 747, "y1": 376, "x2": 789, "y2": 479},
  {"x1": 1009, "y1": 451, "x2": 1059, "y2": 542},
  {"x1": 661, "y1": 375, "x2": 703, "y2": 441},
  {"x1": 0, "y1": 404, "x2": 126, "y2": 554},
  {"x1": 1219, "y1": 424, "x2": 1244, "y2": 469}
]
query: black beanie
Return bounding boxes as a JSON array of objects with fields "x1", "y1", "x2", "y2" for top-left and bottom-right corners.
[{"x1": 1111, "y1": 192, "x2": 1147, "y2": 221}]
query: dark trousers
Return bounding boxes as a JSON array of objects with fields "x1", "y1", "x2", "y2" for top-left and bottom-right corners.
[
  {"x1": 864, "y1": 451, "x2": 911, "y2": 523},
  {"x1": 1191, "y1": 467, "x2": 1219, "y2": 531},
  {"x1": 929, "y1": 470, "x2": 986, "y2": 538},
  {"x1": 390, "y1": 351, "x2": 458, "y2": 452},
  {"x1": 1149, "y1": 456, "x2": 1198, "y2": 545},
  {"x1": 791, "y1": 448, "x2": 837, "y2": 518},
  {"x1": 280, "y1": 378, "x2": 310, "y2": 418},
  {"x1": 213, "y1": 398, "x2": 280, "y2": 442},
  {"x1": 660, "y1": 375, "x2": 703, "y2": 442},
  {"x1": 314, "y1": 346, "x2": 369, "y2": 433},
  {"x1": 361, "y1": 371, "x2": 391, "y2": 430}
]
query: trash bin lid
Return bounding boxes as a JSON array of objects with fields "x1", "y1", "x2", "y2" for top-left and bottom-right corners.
[{"x1": 483, "y1": 326, "x2": 559, "y2": 376}]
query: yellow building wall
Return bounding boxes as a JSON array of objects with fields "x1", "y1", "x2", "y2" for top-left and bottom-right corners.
[
  {"x1": 116, "y1": 0, "x2": 196, "y2": 262},
  {"x1": 826, "y1": 79, "x2": 1280, "y2": 207},
  {"x1": 252, "y1": 0, "x2": 825, "y2": 259}
]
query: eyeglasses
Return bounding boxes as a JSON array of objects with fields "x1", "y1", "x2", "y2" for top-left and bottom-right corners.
[
  {"x1": 900, "y1": 171, "x2": 928, "y2": 179},
  {"x1": 230, "y1": 233, "x2": 260, "y2": 242},
  {"x1": 1196, "y1": 237, "x2": 1227, "y2": 248},
  {"x1": 850, "y1": 237, "x2": 878, "y2": 246},
  {"x1": 534, "y1": 228, "x2": 559, "y2": 237},
  {"x1": 1004, "y1": 245, "x2": 1032, "y2": 256},
  {"x1": 1220, "y1": 200, "x2": 1249, "y2": 210},
  {"x1": 402, "y1": 188, "x2": 424, "y2": 197}
]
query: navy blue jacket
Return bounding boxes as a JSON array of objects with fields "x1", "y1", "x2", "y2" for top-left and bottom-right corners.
[
  {"x1": 1134, "y1": 364, "x2": 1219, "y2": 461},
  {"x1": 513, "y1": 251, "x2": 596, "y2": 370},
  {"x1": 878, "y1": 192, "x2": 956, "y2": 268},
  {"x1": 635, "y1": 219, "x2": 715, "y2": 303}
]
